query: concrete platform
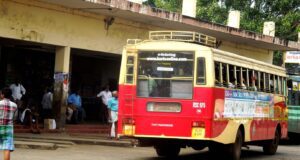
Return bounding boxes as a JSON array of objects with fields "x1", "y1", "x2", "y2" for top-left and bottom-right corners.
[
  {"x1": 15, "y1": 133, "x2": 136, "y2": 150},
  {"x1": 15, "y1": 141, "x2": 58, "y2": 150}
]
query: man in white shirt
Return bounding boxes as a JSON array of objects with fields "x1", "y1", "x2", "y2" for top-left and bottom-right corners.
[
  {"x1": 97, "y1": 85, "x2": 112, "y2": 123},
  {"x1": 41, "y1": 88, "x2": 53, "y2": 119},
  {"x1": 9, "y1": 79, "x2": 26, "y2": 123},
  {"x1": 9, "y1": 81, "x2": 26, "y2": 102}
]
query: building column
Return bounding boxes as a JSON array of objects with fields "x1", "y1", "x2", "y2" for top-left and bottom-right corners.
[{"x1": 53, "y1": 46, "x2": 70, "y2": 130}]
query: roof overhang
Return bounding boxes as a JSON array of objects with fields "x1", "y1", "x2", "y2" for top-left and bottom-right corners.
[{"x1": 39, "y1": 0, "x2": 300, "y2": 51}]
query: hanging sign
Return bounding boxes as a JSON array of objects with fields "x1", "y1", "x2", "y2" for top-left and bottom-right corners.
[{"x1": 285, "y1": 51, "x2": 300, "y2": 63}]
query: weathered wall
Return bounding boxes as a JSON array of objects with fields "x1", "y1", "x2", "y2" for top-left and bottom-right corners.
[
  {"x1": 0, "y1": 0, "x2": 273, "y2": 63},
  {"x1": 219, "y1": 41, "x2": 273, "y2": 64},
  {"x1": 0, "y1": 0, "x2": 160, "y2": 54}
]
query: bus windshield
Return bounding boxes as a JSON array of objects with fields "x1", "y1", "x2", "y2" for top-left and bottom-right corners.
[{"x1": 137, "y1": 51, "x2": 194, "y2": 99}]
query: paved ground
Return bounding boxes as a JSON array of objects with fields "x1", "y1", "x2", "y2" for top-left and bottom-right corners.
[{"x1": 9, "y1": 144, "x2": 300, "y2": 160}]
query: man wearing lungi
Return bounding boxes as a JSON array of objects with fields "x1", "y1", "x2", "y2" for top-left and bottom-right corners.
[{"x1": 0, "y1": 88, "x2": 17, "y2": 160}]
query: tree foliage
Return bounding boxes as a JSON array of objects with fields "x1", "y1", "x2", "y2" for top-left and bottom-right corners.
[
  {"x1": 143, "y1": 0, "x2": 182, "y2": 12},
  {"x1": 144, "y1": 0, "x2": 299, "y2": 41},
  {"x1": 143, "y1": 0, "x2": 300, "y2": 65},
  {"x1": 196, "y1": 0, "x2": 300, "y2": 41}
]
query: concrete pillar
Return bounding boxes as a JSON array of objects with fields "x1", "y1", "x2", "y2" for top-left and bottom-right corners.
[
  {"x1": 227, "y1": 10, "x2": 240, "y2": 29},
  {"x1": 53, "y1": 46, "x2": 70, "y2": 130},
  {"x1": 263, "y1": 21, "x2": 275, "y2": 37},
  {"x1": 182, "y1": 0, "x2": 197, "y2": 18}
]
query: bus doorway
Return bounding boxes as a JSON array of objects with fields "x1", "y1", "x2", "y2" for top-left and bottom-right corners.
[{"x1": 70, "y1": 49, "x2": 121, "y2": 123}]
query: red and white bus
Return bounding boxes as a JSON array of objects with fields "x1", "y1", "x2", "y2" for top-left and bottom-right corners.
[{"x1": 117, "y1": 31, "x2": 288, "y2": 160}]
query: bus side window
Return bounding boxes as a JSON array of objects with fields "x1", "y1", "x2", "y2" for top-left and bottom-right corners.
[
  {"x1": 282, "y1": 77, "x2": 286, "y2": 96},
  {"x1": 246, "y1": 68, "x2": 251, "y2": 90},
  {"x1": 265, "y1": 73, "x2": 270, "y2": 92},
  {"x1": 249, "y1": 70, "x2": 257, "y2": 91},
  {"x1": 214, "y1": 62, "x2": 221, "y2": 86},
  {"x1": 270, "y1": 74, "x2": 275, "y2": 93},
  {"x1": 221, "y1": 63, "x2": 227, "y2": 87},
  {"x1": 287, "y1": 79, "x2": 293, "y2": 105},
  {"x1": 228, "y1": 65, "x2": 236, "y2": 88},
  {"x1": 197, "y1": 57, "x2": 206, "y2": 84},
  {"x1": 258, "y1": 72, "x2": 264, "y2": 91},
  {"x1": 274, "y1": 75, "x2": 279, "y2": 94},
  {"x1": 239, "y1": 67, "x2": 247, "y2": 90},
  {"x1": 126, "y1": 56, "x2": 135, "y2": 84},
  {"x1": 278, "y1": 76, "x2": 282, "y2": 94}
]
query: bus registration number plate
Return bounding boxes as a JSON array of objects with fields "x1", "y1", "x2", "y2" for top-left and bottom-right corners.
[
  {"x1": 124, "y1": 125, "x2": 135, "y2": 135},
  {"x1": 192, "y1": 128, "x2": 205, "y2": 138}
]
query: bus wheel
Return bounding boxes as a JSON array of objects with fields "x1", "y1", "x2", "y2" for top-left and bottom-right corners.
[
  {"x1": 263, "y1": 129, "x2": 280, "y2": 155},
  {"x1": 228, "y1": 130, "x2": 243, "y2": 160},
  {"x1": 154, "y1": 145, "x2": 180, "y2": 157}
]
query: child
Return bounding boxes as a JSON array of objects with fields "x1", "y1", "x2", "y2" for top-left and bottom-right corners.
[{"x1": 0, "y1": 87, "x2": 17, "y2": 160}]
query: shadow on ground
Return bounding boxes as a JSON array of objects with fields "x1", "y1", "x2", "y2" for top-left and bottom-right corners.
[{"x1": 138, "y1": 148, "x2": 286, "y2": 160}]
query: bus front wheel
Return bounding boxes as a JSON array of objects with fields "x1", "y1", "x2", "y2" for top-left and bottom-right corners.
[
  {"x1": 154, "y1": 144, "x2": 180, "y2": 157},
  {"x1": 263, "y1": 129, "x2": 280, "y2": 155}
]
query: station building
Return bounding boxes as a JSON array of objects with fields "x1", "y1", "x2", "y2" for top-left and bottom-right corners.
[{"x1": 0, "y1": 0, "x2": 299, "y2": 130}]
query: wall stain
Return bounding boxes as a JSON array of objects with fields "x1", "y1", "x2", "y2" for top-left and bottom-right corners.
[
  {"x1": 12, "y1": 27, "x2": 45, "y2": 42},
  {"x1": 0, "y1": 0, "x2": 8, "y2": 18}
]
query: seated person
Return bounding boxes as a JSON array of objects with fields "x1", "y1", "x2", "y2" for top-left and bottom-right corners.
[
  {"x1": 20, "y1": 100, "x2": 40, "y2": 134},
  {"x1": 228, "y1": 78, "x2": 236, "y2": 88},
  {"x1": 240, "y1": 78, "x2": 247, "y2": 89},
  {"x1": 66, "y1": 103, "x2": 76, "y2": 123},
  {"x1": 250, "y1": 76, "x2": 257, "y2": 91},
  {"x1": 215, "y1": 79, "x2": 221, "y2": 86},
  {"x1": 67, "y1": 90, "x2": 85, "y2": 124}
]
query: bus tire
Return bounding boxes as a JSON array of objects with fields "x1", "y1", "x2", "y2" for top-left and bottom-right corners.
[
  {"x1": 154, "y1": 145, "x2": 180, "y2": 157},
  {"x1": 263, "y1": 128, "x2": 280, "y2": 155},
  {"x1": 228, "y1": 129, "x2": 243, "y2": 160}
]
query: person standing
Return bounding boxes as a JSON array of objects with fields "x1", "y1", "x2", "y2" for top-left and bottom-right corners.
[
  {"x1": 9, "y1": 79, "x2": 26, "y2": 105},
  {"x1": 9, "y1": 79, "x2": 26, "y2": 123},
  {"x1": 41, "y1": 88, "x2": 53, "y2": 119},
  {"x1": 107, "y1": 91, "x2": 118, "y2": 139},
  {"x1": 0, "y1": 88, "x2": 17, "y2": 160},
  {"x1": 96, "y1": 85, "x2": 112, "y2": 123}
]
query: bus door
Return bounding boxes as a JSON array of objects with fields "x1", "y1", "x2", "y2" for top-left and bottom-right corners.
[{"x1": 119, "y1": 53, "x2": 137, "y2": 135}]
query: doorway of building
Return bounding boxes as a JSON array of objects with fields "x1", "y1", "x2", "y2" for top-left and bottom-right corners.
[
  {"x1": 0, "y1": 39, "x2": 56, "y2": 132},
  {"x1": 70, "y1": 49, "x2": 121, "y2": 123}
]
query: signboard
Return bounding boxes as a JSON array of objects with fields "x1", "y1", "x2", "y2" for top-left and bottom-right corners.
[
  {"x1": 214, "y1": 90, "x2": 274, "y2": 119},
  {"x1": 285, "y1": 51, "x2": 300, "y2": 63}
]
